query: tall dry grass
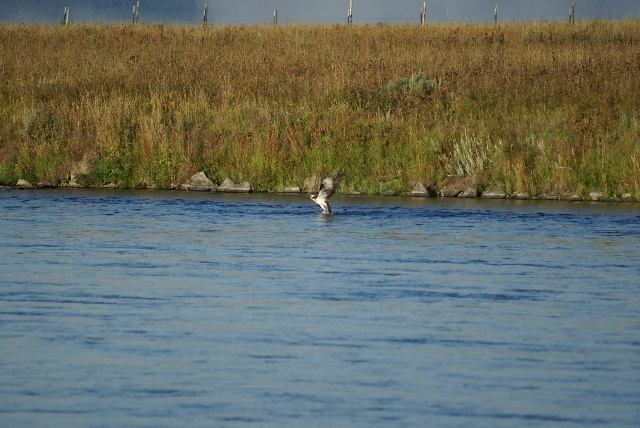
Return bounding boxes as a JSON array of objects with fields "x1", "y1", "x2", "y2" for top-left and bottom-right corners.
[{"x1": 1, "y1": 21, "x2": 639, "y2": 197}]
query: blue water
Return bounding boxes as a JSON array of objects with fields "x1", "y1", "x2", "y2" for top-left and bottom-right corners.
[{"x1": 1, "y1": 188, "x2": 639, "y2": 427}]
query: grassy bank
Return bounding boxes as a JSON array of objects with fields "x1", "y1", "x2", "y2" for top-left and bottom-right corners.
[{"x1": 1, "y1": 21, "x2": 639, "y2": 198}]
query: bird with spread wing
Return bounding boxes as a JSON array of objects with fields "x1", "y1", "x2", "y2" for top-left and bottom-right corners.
[{"x1": 310, "y1": 173, "x2": 345, "y2": 214}]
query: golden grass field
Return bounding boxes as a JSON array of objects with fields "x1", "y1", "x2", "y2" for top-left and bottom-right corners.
[{"x1": 1, "y1": 20, "x2": 639, "y2": 198}]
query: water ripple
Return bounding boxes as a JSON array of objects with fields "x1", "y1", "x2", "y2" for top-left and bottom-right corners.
[{"x1": 1, "y1": 189, "x2": 639, "y2": 428}]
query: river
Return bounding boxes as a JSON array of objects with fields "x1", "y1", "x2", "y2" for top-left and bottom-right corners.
[{"x1": 1, "y1": 188, "x2": 638, "y2": 427}]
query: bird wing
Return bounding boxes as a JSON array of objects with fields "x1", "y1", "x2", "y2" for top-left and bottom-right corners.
[{"x1": 317, "y1": 173, "x2": 345, "y2": 199}]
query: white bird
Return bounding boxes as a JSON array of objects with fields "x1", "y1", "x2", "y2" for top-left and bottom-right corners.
[{"x1": 310, "y1": 173, "x2": 345, "y2": 214}]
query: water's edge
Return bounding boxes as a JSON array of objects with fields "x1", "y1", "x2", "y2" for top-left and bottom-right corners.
[{"x1": 3, "y1": 184, "x2": 638, "y2": 204}]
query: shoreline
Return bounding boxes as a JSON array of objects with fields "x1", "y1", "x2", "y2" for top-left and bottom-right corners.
[{"x1": 6, "y1": 177, "x2": 637, "y2": 204}]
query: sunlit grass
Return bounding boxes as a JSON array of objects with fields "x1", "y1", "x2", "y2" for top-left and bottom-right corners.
[{"x1": 1, "y1": 20, "x2": 639, "y2": 197}]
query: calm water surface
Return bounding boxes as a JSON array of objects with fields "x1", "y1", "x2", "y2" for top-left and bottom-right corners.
[{"x1": 1, "y1": 188, "x2": 639, "y2": 427}]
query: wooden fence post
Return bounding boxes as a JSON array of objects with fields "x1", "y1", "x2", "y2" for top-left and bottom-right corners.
[
  {"x1": 570, "y1": 2, "x2": 576, "y2": 23},
  {"x1": 420, "y1": 2, "x2": 426, "y2": 27},
  {"x1": 133, "y1": 1, "x2": 140, "y2": 25},
  {"x1": 348, "y1": 1, "x2": 353, "y2": 24},
  {"x1": 63, "y1": 7, "x2": 70, "y2": 26},
  {"x1": 203, "y1": 4, "x2": 208, "y2": 27},
  {"x1": 274, "y1": 10, "x2": 278, "y2": 26},
  {"x1": 494, "y1": 3, "x2": 499, "y2": 24}
]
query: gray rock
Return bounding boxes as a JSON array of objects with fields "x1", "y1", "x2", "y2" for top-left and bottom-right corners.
[
  {"x1": 411, "y1": 182, "x2": 429, "y2": 197},
  {"x1": 16, "y1": 179, "x2": 33, "y2": 188},
  {"x1": 68, "y1": 178, "x2": 83, "y2": 188},
  {"x1": 481, "y1": 189, "x2": 508, "y2": 199},
  {"x1": 277, "y1": 185, "x2": 301, "y2": 193},
  {"x1": 589, "y1": 190, "x2": 604, "y2": 201},
  {"x1": 382, "y1": 190, "x2": 397, "y2": 196},
  {"x1": 438, "y1": 175, "x2": 475, "y2": 198},
  {"x1": 189, "y1": 171, "x2": 217, "y2": 192},
  {"x1": 567, "y1": 194, "x2": 583, "y2": 202},
  {"x1": 536, "y1": 193, "x2": 558, "y2": 200},
  {"x1": 218, "y1": 178, "x2": 252, "y2": 193},
  {"x1": 438, "y1": 187, "x2": 461, "y2": 197},
  {"x1": 621, "y1": 193, "x2": 635, "y2": 202},
  {"x1": 458, "y1": 188, "x2": 478, "y2": 198},
  {"x1": 512, "y1": 191, "x2": 529, "y2": 200}
]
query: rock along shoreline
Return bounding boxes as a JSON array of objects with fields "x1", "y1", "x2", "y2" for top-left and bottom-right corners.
[{"x1": 6, "y1": 172, "x2": 637, "y2": 203}]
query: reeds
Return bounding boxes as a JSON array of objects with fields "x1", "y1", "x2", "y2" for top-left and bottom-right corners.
[{"x1": 1, "y1": 21, "x2": 639, "y2": 197}]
